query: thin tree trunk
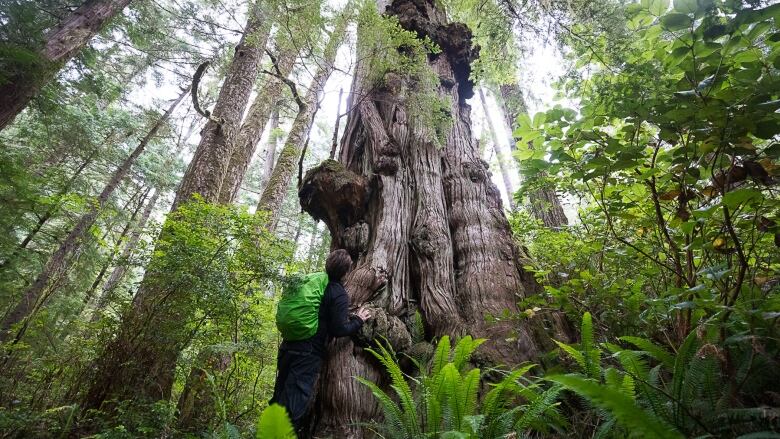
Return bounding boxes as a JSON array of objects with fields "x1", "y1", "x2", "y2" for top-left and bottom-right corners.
[
  {"x1": 81, "y1": 4, "x2": 269, "y2": 412},
  {"x1": 218, "y1": 39, "x2": 298, "y2": 203},
  {"x1": 258, "y1": 107, "x2": 281, "y2": 193},
  {"x1": 0, "y1": 0, "x2": 134, "y2": 131},
  {"x1": 82, "y1": 187, "x2": 151, "y2": 306},
  {"x1": 0, "y1": 153, "x2": 96, "y2": 269},
  {"x1": 495, "y1": 84, "x2": 568, "y2": 228},
  {"x1": 478, "y1": 87, "x2": 516, "y2": 211},
  {"x1": 173, "y1": 8, "x2": 269, "y2": 209},
  {"x1": 257, "y1": 19, "x2": 347, "y2": 228},
  {"x1": 297, "y1": 2, "x2": 549, "y2": 436},
  {"x1": 0, "y1": 88, "x2": 187, "y2": 344},
  {"x1": 90, "y1": 189, "x2": 159, "y2": 320}
]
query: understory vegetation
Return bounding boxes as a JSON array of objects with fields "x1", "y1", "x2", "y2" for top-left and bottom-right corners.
[{"x1": 0, "y1": 0, "x2": 778, "y2": 437}]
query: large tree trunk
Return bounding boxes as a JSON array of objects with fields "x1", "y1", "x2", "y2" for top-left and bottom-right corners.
[
  {"x1": 218, "y1": 39, "x2": 298, "y2": 203},
  {"x1": 81, "y1": 5, "x2": 269, "y2": 413},
  {"x1": 0, "y1": 88, "x2": 187, "y2": 344},
  {"x1": 257, "y1": 19, "x2": 346, "y2": 228},
  {"x1": 0, "y1": 0, "x2": 134, "y2": 131},
  {"x1": 173, "y1": 8, "x2": 268, "y2": 209},
  {"x1": 495, "y1": 84, "x2": 568, "y2": 228},
  {"x1": 478, "y1": 87, "x2": 516, "y2": 211},
  {"x1": 298, "y1": 2, "x2": 549, "y2": 436}
]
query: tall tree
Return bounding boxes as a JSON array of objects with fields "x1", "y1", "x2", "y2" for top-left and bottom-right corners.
[
  {"x1": 0, "y1": 0, "x2": 135, "y2": 131},
  {"x1": 81, "y1": 2, "x2": 274, "y2": 412},
  {"x1": 257, "y1": 15, "x2": 347, "y2": 228},
  {"x1": 478, "y1": 87, "x2": 516, "y2": 211},
  {"x1": 173, "y1": 5, "x2": 271, "y2": 208},
  {"x1": 0, "y1": 88, "x2": 188, "y2": 345},
  {"x1": 496, "y1": 84, "x2": 568, "y2": 227},
  {"x1": 297, "y1": 1, "x2": 552, "y2": 435},
  {"x1": 218, "y1": 38, "x2": 299, "y2": 204}
]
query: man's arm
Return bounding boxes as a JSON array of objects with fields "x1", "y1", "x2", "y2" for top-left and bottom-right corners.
[{"x1": 327, "y1": 283, "x2": 364, "y2": 337}]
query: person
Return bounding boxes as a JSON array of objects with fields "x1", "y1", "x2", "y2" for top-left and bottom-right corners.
[{"x1": 270, "y1": 249, "x2": 373, "y2": 434}]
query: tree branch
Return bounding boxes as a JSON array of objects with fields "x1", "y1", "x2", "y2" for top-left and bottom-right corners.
[{"x1": 264, "y1": 48, "x2": 306, "y2": 112}]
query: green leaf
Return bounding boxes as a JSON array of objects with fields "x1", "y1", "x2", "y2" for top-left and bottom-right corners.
[
  {"x1": 673, "y1": 0, "x2": 697, "y2": 14},
  {"x1": 754, "y1": 120, "x2": 780, "y2": 139},
  {"x1": 620, "y1": 336, "x2": 675, "y2": 369},
  {"x1": 548, "y1": 375, "x2": 684, "y2": 439},
  {"x1": 722, "y1": 188, "x2": 763, "y2": 209},
  {"x1": 256, "y1": 404, "x2": 296, "y2": 439},
  {"x1": 644, "y1": 0, "x2": 670, "y2": 15},
  {"x1": 661, "y1": 13, "x2": 693, "y2": 30}
]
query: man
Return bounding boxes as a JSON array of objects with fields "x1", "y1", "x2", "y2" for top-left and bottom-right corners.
[{"x1": 270, "y1": 249, "x2": 373, "y2": 434}]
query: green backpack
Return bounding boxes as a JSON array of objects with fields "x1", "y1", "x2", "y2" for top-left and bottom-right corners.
[{"x1": 276, "y1": 272, "x2": 330, "y2": 341}]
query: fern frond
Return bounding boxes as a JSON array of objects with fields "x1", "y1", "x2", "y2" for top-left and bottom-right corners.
[
  {"x1": 458, "y1": 367, "x2": 481, "y2": 429},
  {"x1": 672, "y1": 330, "x2": 700, "y2": 427},
  {"x1": 481, "y1": 365, "x2": 535, "y2": 423},
  {"x1": 620, "y1": 336, "x2": 675, "y2": 369},
  {"x1": 432, "y1": 335, "x2": 451, "y2": 375},
  {"x1": 514, "y1": 384, "x2": 562, "y2": 432},
  {"x1": 355, "y1": 377, "x2": 407, "y2": 438},
  {"x1": 365, "y1": 343, "x2": 420, "y2": 436},
  {"x1": 580, "y1": 312, "x2": 601, "y2": 379},
  {"x1": 554, "y1": 339, "x2": 586, "y2": 371},
  {"x1": 452, "y1": 336, "x2": 486, "y2": 371},
  {"x1": 615, "y1": 349, "x2": 669, "y2": 421},
  {"x1": 548, "y1": 374, "x2": 684, "y2": 439}
]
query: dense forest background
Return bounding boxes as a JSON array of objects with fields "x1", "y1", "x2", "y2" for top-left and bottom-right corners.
[{"x1": 0, "y1": 0, "x2": 779, "y2": 437}]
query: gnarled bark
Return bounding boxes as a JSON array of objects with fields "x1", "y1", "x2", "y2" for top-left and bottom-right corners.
[
  {"x1": 298, "y1": 2, "x2": 553, "y2": 436},
  {"x1": 0, "y1": 0, "x2": 134, "y2": 131}
]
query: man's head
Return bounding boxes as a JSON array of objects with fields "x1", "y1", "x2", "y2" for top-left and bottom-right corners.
[{"x1": 325, "y1": 249, "x2": 353, "y2": 282}]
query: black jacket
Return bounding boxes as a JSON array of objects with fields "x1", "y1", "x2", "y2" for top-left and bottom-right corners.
[{"x1": 281, "y1": 280, "x2": 363, "y2": 357}]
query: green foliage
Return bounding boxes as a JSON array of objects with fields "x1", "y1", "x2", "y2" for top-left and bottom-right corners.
[
  {"x1": 545, "y1": 311, "x2": 780, "y2": 438},
  {"x1": 355, "y1": 0, "x2": 452, "y2": 147},
  {"x1": 256, "y1": 404, "x2": 296, "y2": 439},
  {"x1": 358, "y1": 336, "x2": 563, "y2": 438}
]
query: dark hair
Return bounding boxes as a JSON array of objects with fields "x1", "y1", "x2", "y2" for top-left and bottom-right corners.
[{"x1": 325, "y1": 249, "x2": 352, "y2": 282}]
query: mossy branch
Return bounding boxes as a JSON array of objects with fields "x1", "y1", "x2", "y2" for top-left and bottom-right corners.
[
  {"x1": 263, "y1": 48, "x2": 306, "y2": 113},
  {"x1": 191, "y1": 61, "x2": 222, "y2": 125}
]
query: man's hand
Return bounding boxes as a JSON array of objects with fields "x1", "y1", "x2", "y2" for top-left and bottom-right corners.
[{"x1": 355, "y1": 307, "x2": 372, "y2": 322}]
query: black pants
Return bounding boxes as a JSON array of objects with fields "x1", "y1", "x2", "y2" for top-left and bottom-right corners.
[{"x1": 270, "y1": 344, "x2": 323, "y2": 433}]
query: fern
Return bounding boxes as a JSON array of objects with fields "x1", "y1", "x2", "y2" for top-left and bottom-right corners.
[
  {"x1": 452, "y1": 336, "x2": 486, "y2": 372},
  {"x1": 432, "y1": 335, "x2": 451, "y2": 375},
  {"x1": 620, "y1": 336, "x2": 675, "y2": 369},
  {"x1": 256, "y1": 404, "x2": 296, "y2": 439},
  {"x1": 355, "y1": 377, "x2": 408, "y2": 437},
  {"x1": 548, "y1": 374, "x2": 684, "y2": 439},
  {"x1": 514, "y1": 384, "x2": 562, "y2": 432},
  {"x1": 580, "y1": 312, "x2": 601, "y2": 379}
]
